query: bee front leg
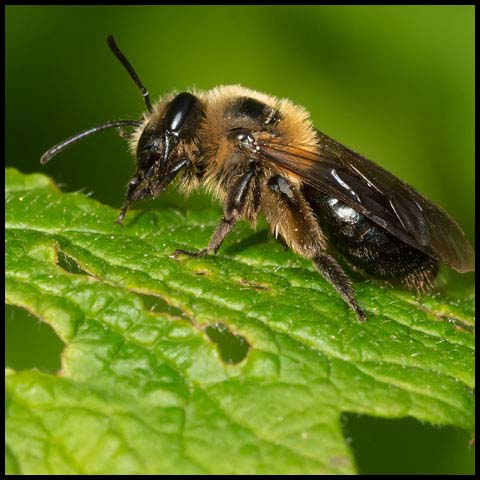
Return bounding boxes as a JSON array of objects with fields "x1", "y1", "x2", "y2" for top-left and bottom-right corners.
[{"x1": 172, "y1": 162, "x2": 258, "y2": 259}]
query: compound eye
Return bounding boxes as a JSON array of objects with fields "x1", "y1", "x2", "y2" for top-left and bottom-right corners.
[{"x1": 165, "y1": 92, "x2": 196, "y2": 135}]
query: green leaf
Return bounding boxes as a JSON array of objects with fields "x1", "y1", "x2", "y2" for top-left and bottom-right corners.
[{"x1": 5, "y1": 168, "x2": 474, "y2": 475}]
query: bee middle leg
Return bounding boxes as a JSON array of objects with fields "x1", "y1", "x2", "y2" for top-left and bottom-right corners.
[
  {"x1": 172, "y1": 162, "x2": 258, "y2": 259},
  {"x1": 172, "y1": 217, "x2": 236, "y2": 258}
]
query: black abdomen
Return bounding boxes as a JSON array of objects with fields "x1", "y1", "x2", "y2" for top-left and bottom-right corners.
[{"x1": 303, "y1": 185, "x2": 439, "y2": 289}]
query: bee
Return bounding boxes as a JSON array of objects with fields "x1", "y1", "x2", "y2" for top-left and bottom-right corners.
[{"x1": 41, "y1": 35, "x2": 474, "y2": 321}]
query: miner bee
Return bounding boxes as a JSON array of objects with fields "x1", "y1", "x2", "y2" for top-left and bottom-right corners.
[{"x1": 41, "y1": 36, "x2": 474, "y2": 321}]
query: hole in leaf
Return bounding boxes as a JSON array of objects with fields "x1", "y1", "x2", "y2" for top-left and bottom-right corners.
[
  {"x1": 238, "y1": 278, "x2": 270, "y2": 290},
  {"x1": 5, "y1": 304, "x2": 64, "y2": 373},
  {"x1": 342, "y1": 413, "x2": 474, "y2": 475},
  {"x1": 194, "y1": 269, "x2": 210, "y2": 276},
  {"x1": 56, "y1": 250, "x2": 90, "y2": 275},
  {"x1": 135, "y1": 291, "x2": 187, "y2": 318},
  {"x1": 205, "y1": 322, "x2": 250, "y2": 364},
  {"x1": 446, "y1": 316, "x2": 475, "y2": 333}
]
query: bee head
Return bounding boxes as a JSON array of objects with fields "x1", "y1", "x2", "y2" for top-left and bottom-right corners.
[{"x1": 121, "y1": 92, "x2": 203, "y2": 222}]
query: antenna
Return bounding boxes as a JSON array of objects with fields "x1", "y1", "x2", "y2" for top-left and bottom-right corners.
[
  {"x1": 40, "y1": 120, "x2": 141, "y2": 164},
  {"x1": 108, "y1": 35, "x2": 153, "y2": 112}
]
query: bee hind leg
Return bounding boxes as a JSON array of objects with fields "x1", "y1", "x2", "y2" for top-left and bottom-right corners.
[
  {"x1": 312, "y1": 253, "x2": 367, "y2": 322},
  {"x1": 265, "y1": 175, "x2": 367, "y2": 321}
]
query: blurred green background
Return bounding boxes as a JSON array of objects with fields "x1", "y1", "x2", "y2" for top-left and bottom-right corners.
[{"x1": 5, "y1": 5, "x2": 475, "y2": 474}]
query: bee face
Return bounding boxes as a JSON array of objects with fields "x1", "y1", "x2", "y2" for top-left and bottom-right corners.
[{"x1": 126, "y1": 92, "x2": 205, "y2": 204}]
